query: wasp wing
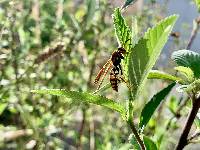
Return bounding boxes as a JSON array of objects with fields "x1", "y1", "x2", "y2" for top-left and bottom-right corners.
[
  {"x1": 94, "y1": 59, "x2": 113, "y2": 90},
  {"x1": 94, "y1": 59, "x2": 112, "y2": 84}
]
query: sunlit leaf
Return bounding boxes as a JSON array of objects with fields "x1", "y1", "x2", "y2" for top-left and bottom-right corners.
[
  {"x1": 128, "y1": 15, "x2": 178, "y2": 99},
  {"x1": 113, "y1": 8, "x2": 132, "y2": 52},
  {"x1": 113, "y1": 8, "x2": 133, "y2": 81},
  {"x1": 174, "y1": 66, "x2": 194, "y2": 82},
  {"x1": 171, "y1": 50, "x2": 200, "y2": 78},
  {"x1": 139, "y1": 82, "x2": 176, "y2": 129},
  {"x1": 148, "y1": 70, "x2": 182, "y2": 82},
  {"x1": 31, "y1": 89, "x2": 126, "y2": 117}
]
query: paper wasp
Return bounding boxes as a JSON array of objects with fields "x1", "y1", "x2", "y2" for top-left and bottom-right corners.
[{"x1": 94, "y1": 47, "x2": 127, "y2": 92}]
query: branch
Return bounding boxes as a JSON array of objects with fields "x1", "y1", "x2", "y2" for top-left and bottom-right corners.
[
  {"x1": 186, "y1": 16, "x2": 200, "y2": 49},
  {"x1": 175, "y1": 95, "x2": 200, "y2": 150}
]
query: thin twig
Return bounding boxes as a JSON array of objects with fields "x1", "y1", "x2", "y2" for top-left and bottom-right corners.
[
  {"x1": 186, "y1": 16, "x2": 200, "y2": 49},
  {"x1": 175, "y1": 95, "x2": 200, "y2": 150}
]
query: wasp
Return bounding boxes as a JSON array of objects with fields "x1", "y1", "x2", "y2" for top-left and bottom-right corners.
[{"x1": 94, "y1": 47, "x2": 126, "y2": 92}]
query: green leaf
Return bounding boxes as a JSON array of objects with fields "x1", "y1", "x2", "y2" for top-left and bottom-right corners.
[
  {"x1": 122, "y1": 0, "x2": 137, "y2": 9},
  {"x1": 139, "y1": 82, "x2": 176, "y2": 129},
  {"x1": 85, "y1": 0, "x2": 96, "y2": 28},
  {"x1": 113, "y1": 8, "x2": 133, "y2": 80},
  {"x1": 31, "y1": 89, "x2": 126, "y2": 117},
  {"x1": 143, "y1": 136, "x2": 158, "y2": 150},
  {"x1": 128, "y1": 15, "x2": 178, "y2": 99},
  {"x1": 148, "y1": 70, "x2": 182, "y2": 82},
  {"x1": 171, "y1": 50, "x2": 200, "y2": 78},
  {"x1": 174, "y1": 66, "x2": 194, "y2": 82},
  {"x1": 0, "y1": 103, "x2": 7, "y2": 115},
  {"x1": 195, "y1": 117, "x2": 200, "y2": 129},
  {"x1": 168, "y1": 96, "x2": 178, "y2": 115},
  {"x1": 113, "y1": 8, "x2": 132, "y2": 52},
  {"x1": 194, "y1": 0, "x2": 200, "y2": 11}
]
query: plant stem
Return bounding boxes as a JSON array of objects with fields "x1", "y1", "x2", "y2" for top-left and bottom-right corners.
[
  {"x1": 175, "y1": 96, "x2": 200, "y2": 150},
  {"x1": 128, "y1": 119, "x2": 146, "y2": 150}
]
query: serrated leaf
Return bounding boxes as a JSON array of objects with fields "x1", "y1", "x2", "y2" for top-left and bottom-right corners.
[
  {"x1": 122, "y1": 0, "x2": 137, "y2": 9},
  {"x1": 171, "y1": 50, "x2": 200, "y2": 78},
  {"x1": 148, "y1": 70, "x2": 182, "y2": 82},
  {"x1": 174, "y1": 66, "x2": 194, "y2": 82},
  {"x1": 113, "y1": 8, "x2": 132, "y2": 52},
  {"x1": 113, "y1": 8, "x2": 133, "y2": 80},
  {"x1": 139, "y1": 82, "x2": 176, "y2": 129},
  {"x1": 128, "y1": 15, "x2": 178, "y2": 99},
  {"x1": 31, "y1": 89, "x2": 126, "y2": 117},
  {"x1": 143, "y1": 136, "x2": 158, "y2": 150}
]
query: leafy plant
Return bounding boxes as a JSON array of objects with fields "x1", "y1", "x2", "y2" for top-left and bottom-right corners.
[{"x1": 32, "y1": 8, "x2": 178, "y2": 149}]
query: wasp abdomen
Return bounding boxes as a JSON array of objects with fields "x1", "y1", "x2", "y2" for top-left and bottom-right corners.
[{"x1": 110, "y1": 69, "x2": 120, "y2": 92}]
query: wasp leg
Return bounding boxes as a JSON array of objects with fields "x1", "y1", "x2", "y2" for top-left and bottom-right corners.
[
  {"x1": 119, "y1": 76, "x2": 126, "y2": 83},
  {"x1": 119, "y1": 76, "x2": 133, "y2": 90},
  {"x1": 113, "y1": 66, "x2": 120, "y2": 75},
  {"x1": 119, "y1": 64, "x2": 123, "y2": 75}
]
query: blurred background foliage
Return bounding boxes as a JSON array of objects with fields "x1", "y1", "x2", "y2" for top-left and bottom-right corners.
[{"x1": 0, "y1": 0, "x2": 199, "y2": 149}]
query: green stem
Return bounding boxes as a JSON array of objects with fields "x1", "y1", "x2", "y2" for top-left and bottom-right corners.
[
  {"x1": 128, "y1": 102, "x2": 146, "y2": 150},
  {"x1": 127, "y1": 119, "x2": 146, "y2": 150}
]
